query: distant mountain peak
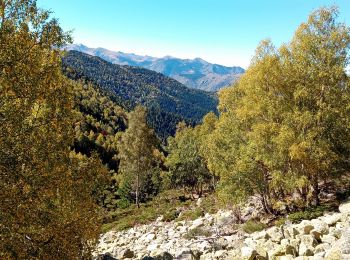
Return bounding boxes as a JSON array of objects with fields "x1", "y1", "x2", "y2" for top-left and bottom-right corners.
[{"x1": 64, "y1": 44, "x2": 245, "y2": 91}]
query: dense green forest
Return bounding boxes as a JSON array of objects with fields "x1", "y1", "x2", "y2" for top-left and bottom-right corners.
[
  {"x1": 63, "y1": 51, "x2": 218, "y2": 141},
  {"x1": 2, "y1": 1, "x2": 350, "y2": 259}
]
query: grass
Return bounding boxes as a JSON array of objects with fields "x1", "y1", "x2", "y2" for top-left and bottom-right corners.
[
  {"x1": 176, "y1": 208, "x2": 203, "y2": 222},
  {"x1": 102, "y1": 190, "x2": 220, "y2": 232},
  {"x1": 242, "y1": 220, "x2": 267, "y2": 234},
  {"x1": 183, "y1": 227, "x2": 212, "y2": 240},
  {"x1": 102, "y1": 190, "x2": 196, "y2": 232}
]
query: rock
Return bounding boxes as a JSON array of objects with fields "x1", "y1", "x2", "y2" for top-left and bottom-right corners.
[
  {"x1": 326, "y1": 227, "x2": 350, "y2": 258},
  {"x1": 329, "y1": 226, "x2": 342, "y2": 239},
  {"x1": 277, "y1": 255, "x2": 294, "y2": 260},
  {"x1": 251, "y1": 230, "x2": 270, "y2": 240},
  {"x1": 214, "y1": 250, "x2": 228, "y2": 258},
  {"x1": 174, "y1": 248, "x2": 191, "y2": 258},
  {"x1": 147, "y1": 243, "x2": 160, "y2": 251},
  {"x1": 191, "y1": 218, "x2": 204, "y2": 229},
  {"x1": 339, "y1": 197, "x2": 350, "y2": 215},
  {"x1": 196, "y1": 198, "x2": 202, "y2": 207},
  {"x1": 153, "y1": 252, "x2": 174, "y2": 260},
  {"x1": 314, "y1": 243, "x2": 331, "y2": 254},
  {"x1": 284, "y1": 226, "x2": 299, "y2": 239},
  {"x1": 321, "y1": 234, "x2": 337, "y2": 244},
  {"x1": 310, "y1": 230, "x2": 322, "y2": 242},
  {"x1": 311, "y1": 219, "x2": 329, "y2": 235},
  {"x1": 266, "y1": 226, "x2": 284, "y2": 242},
  {"x1": 255, "y1": 239, "x2": 275, "y2": 258},
  {"x1": 298, "y1": 234, "x2": 318, "y2": 256},
  {"x1": 146, "y1": 233, "x2": 157, "y2": 241},
  {"x1": 301, "y1": 234, "x2": 318, "y2": 247},
  {"x1": 297, "y1": 220, "x2": 314, "y2": 235},
  {"x1": 322, "y1": 213, "x2": 342, "y2": 226},
  {"x1": 241, "y1": 246, "x2": 258, "y2": 260},
  {"x1": 121, "y1": 248, "x2": 134, "y2": 258}
]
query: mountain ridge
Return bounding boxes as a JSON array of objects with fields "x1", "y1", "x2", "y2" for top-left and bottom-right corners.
[{"x1": 64, "y1": 44, "x2": 245, "y2": 91}]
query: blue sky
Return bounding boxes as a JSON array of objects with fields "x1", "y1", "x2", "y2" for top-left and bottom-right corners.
[{"x1": 38, "y1": 0, "x2": 350, "y2": 68}]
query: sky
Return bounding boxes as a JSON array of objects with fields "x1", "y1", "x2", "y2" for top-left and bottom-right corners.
[{"x1": 37, "y1": 0, "x2": 350, "y2": 68}]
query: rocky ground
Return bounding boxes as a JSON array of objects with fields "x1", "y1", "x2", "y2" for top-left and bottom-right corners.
[{"x1": 95, "y1": 198, "x2": 350, "y2": 260}]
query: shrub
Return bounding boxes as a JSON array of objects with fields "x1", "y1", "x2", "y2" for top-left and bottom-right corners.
[
  {"x1": 177, "y1": 208, "x2": 203, "y2": 221},
  {"x1": 243, "y1": 220, "x2": 267, "y2": 234},
  {"x1": 287, "y1": 205, "x2": 334, "y2": 223},
  {"x1": 183, "y1": 227, "x2": 212, "y2": 239},
  {"x1": 163, "y1": 210, "x2": 178, "y2": 222},
  {"x1": 117, "y1": 198, "x2": 131, "y2": 209},
  {"x1": 275, "y1": 218, "x2": 286, "y2": 227}
]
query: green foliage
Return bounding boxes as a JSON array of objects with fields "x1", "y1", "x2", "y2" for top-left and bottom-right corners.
[
  {"x1": 117, "y1": 198, "x2": 131, "y2": 209},
  {"x1": 275, "y1": 218, "x2": 287, "y2": 227},
  {"x1": 203, "y1": 7, "x2": 350, "y2": 212},
  {"x1": 177, "y1": 208, "x2": 204, "y2": 221},
  {"x1": 243, "y1": 220, "x2": 267, "y2": 234},
  {"x1": 287, "y1": 205, "x2": 334, "y2": 223},
  {"x1": 166, "y1": 122, "x2": 212, "y2": 196},
  {"x1": 62, "y1": 51, "x2": 218, "y2": 141},
  {"x1": 183, "y1": 227, "x2": 212, "y2": 240},
  {"x1": 118, "y1": 106, "x2": 163, "y2": 207},
  {"x1": 163, "y1": 210, "x2": 178, "y2": 222},
  {"x1": 0, "y1": 1, "x2": 108, "y2": 258}
]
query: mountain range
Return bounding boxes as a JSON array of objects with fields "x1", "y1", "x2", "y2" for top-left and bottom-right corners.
[
  {"x1": 62, "y1": 51, "x2": 218, "y2": 140},
  {"x1": 64, "y1": 44, "x2": 245, "y2": 91}
]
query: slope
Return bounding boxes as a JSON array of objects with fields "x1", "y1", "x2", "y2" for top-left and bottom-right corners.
[
  {"x1": 62, "y1": 50, "x2": 218, "y2": 140},
  {"x1": 64, "y1": 44, "x2": 244, "y2": 91}
]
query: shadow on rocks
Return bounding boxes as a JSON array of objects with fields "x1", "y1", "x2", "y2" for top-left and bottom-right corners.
[{"x1": 142, "y1": 252, "x2": 174, "y2": 260}]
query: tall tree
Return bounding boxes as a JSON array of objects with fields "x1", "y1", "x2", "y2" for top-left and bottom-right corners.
[
  {"x1": 0, "y1": 0, "x2": 108, "y2": 258},
  {"x1": 205, "y1": 7, "x2": 350, "y2": 212},
  {"x1": 118, "y1": 105, "x2": 159, "y2": 208},
  {"x1": 166, "y1": 122, "x2": 212, "y2": 197}
]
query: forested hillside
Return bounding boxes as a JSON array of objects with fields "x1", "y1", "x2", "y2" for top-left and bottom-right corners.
[
  {"x1": 64, "y1": 44, "x2": 245, "y2": 91},
  {"x1": 62, "y1": 51, "x2": 218, "y2": 140}
]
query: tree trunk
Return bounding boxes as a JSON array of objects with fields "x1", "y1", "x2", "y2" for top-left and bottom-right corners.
[
  {"x1": 136, "y1": 173, "x2": 140, "y2": 208},
  {"x1": 261, "y1": 194, "x2": 274, "y2": 215},
  {"x1": 311, "y1": 177, "x2": 320, "y2": 206}
]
